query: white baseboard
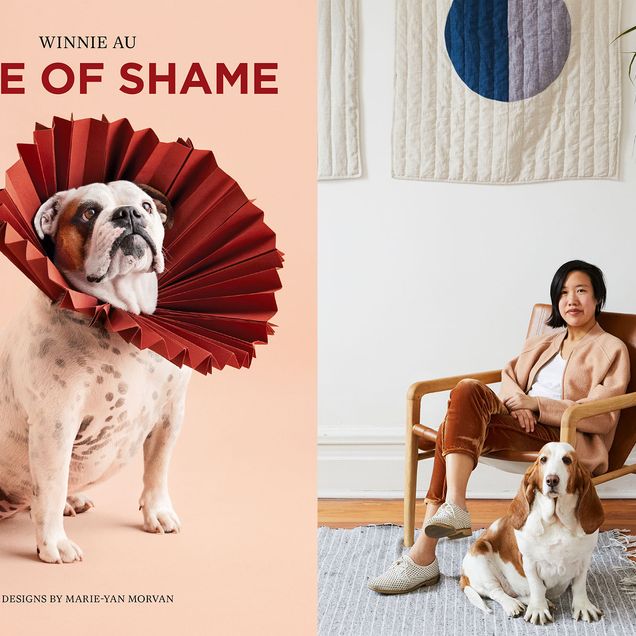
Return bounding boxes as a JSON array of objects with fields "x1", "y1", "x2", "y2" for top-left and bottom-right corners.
[{"x1": 318, "y1": 426, "x2": 636, "y2": 499}]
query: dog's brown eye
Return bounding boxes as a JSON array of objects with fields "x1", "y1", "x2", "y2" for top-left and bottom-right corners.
[
  {"x1": 82, "y1": 208, "x2": 96, "y2": 221},
  {"x1": 540, "y1": 456, "x2": 547, "y2": 464},
  {"x1": 142, "y1": 201, "x2": 152, "y2": 212},
  {"x1": 562, "y1": 456, "x2": 572, "y2": 465}
]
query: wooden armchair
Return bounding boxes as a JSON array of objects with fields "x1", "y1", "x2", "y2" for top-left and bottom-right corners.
[{"x1": 404, "y1": 304, "x2": 636, "y2": 547}]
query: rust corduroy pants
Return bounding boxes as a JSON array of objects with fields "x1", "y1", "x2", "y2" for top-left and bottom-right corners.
[{"x1": 424, "y1": 379, "x2": 561, "y2": 505}]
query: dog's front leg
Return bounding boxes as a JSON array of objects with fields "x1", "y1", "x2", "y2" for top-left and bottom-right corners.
[
  {"x1": 523, "y1": 560, "x2": 553, "y2": 625},
  {"x1": 139, "y1": 394, "x2": 185, "y2": 534},
  {"x1": 571, "y1": 555, "x2": 603, "y2": 622},
  {"x1": 28, "y1": 417, "x2": 83, "y2": 564}
]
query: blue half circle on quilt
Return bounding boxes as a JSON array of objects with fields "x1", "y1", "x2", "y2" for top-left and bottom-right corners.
[{"x1": 444, "y1": 0, "x2": 571, "y2": 102}]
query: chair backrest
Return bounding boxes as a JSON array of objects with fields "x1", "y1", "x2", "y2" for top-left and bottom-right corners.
[{"x1": 527, "y1": 304, "x2": 636, "y2": 471}]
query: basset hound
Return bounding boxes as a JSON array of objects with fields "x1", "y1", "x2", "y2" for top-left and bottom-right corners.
[{"x1": 460, "y1": 442, "x2": 604, "y2": 624}]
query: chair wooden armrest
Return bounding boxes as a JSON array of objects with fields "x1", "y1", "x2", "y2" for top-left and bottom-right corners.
[
  {"x1": 560, "y1": 391, "x2": 636, "y2": 444},
  {"x1": 407, "y1": 370, "x2": 502, "y2": 402},
  {"x1": 560, "y1": 392, "x2": 636, "y2": 486}
]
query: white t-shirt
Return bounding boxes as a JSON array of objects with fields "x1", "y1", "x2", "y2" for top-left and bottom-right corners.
[{"x1": 527, "y1": 353, "x2": 566, "y2": 400}]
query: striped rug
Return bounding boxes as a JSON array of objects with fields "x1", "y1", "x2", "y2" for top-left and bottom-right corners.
[{"x1": 318, "y1": 526, "x2": 636, "y2": 635}]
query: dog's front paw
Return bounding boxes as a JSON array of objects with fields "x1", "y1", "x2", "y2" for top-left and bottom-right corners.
[
  {"x1": 142, "y1": 506, "x2": 181, "y2": 534},
  {"x1": 64, "y1": 494, "x2": 94, "y2": 516},
  {"x1": 140, "y1": 491, "x2": 181, "y2": 534},
  {"x1": 37, "y1": 535, "x2": 83, "y2": 564},
  {"x1": 524, "y1": 600, "x2": 553, "y2": 625},
  {"x1": 572, "y1": 598, "x2": 603, "y2": 622},
  {"x1": 500, "y1": 596, "x2": 525, "y2": 618}
]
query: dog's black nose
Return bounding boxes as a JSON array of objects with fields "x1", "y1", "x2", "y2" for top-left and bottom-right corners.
[
  {"x1": 546, "y1": 474, "x2": 560, "y2": 489},
  {"x1": 112, "y1": 206, "x2": 142, "y2": 224}
]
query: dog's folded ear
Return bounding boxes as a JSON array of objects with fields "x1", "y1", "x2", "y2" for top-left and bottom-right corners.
[
  {"x1": 34, "y1": 193, "x2": 64, "y2": 240},
  {"x1": 509, "y1": 461, "x2": 539, "y2": 530},
  {"x1": 136, "y1": 184, "x2": 174, "y2": 230}
]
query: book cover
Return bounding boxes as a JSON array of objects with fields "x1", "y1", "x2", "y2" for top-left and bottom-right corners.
[{"x1": 0, "y1": 2, "x2": 316, "y2": 634}]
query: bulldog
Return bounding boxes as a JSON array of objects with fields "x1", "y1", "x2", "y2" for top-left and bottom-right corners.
[{"x1": 0, "y1": 181, "x2": 191, "y2": 563}]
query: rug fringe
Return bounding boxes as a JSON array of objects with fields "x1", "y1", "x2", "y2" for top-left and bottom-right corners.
[{"x1": 606, "y1": 529, "x2": 636, "y2": 597}]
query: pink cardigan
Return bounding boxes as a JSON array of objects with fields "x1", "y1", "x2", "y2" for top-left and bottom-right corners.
[{"x1": 499, "y1": 322, "x2": 630, "y2": 474}]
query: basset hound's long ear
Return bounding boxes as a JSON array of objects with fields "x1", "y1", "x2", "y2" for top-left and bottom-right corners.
[
  {"x1": 136, "y1": 183, "x2": 174, "y2": 230},
  {"x1": 509, "y1": 461, "x2": 539, "y2": 530},
  {"x1": 569, "y1": 456, "x2": 604, "y2": 534}
]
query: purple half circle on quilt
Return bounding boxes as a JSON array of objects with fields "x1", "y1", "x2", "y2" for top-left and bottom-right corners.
[{"x1": 444, "y1": 0, "x2": 571, "y2": 102}]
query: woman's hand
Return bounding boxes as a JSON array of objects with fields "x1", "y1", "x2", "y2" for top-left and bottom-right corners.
[
  {"x1": 510, "y1": 408, "x2": 537, "y2": 433},
  {"x1": 504, "y1": 394, "x2": 539, "y2": 413}
]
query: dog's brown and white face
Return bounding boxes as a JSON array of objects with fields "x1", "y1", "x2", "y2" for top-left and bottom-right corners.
[
  {"x1": 509, "y1": 442, "x2": 604, "y2": 535},
  {"x1": 34, "y1": 181, "x2": 173, "y2": 314}
]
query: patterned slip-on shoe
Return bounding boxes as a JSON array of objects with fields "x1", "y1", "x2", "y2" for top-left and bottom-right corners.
[
  {"x1": 424, "y1": 502, "x2": 472, "y2": 540},
  {"x1": 367, "y1": 555, "x2": 440, "y2": 595}
]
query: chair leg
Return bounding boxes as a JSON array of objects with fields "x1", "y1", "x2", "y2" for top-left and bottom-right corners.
[{"x1": 404, "y1": 428, "x2": 418, "y2": 548}]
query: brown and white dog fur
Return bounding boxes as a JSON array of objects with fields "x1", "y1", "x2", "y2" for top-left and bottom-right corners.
[
  {"x1": 0, "y1": 181, "x2": 191, "y2": 563},
  {"x1": 460, "y1": 442, "x2": 604, "y2": 624}
]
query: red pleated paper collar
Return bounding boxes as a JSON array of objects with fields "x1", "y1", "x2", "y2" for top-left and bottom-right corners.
[{"x1": 0, "y1": 116, "x2": 283, "y2": 374}]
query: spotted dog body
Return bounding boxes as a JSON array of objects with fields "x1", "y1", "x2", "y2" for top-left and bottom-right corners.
[
  {"x1": 460, "y1": 442, "x2": 604, "y2": 624},
  {"x1": 0, "y1": 295, "x2": 190, "y2": 513},
  {"x1": 0, "y1": 181, "x2": 191, "y2": 563}
]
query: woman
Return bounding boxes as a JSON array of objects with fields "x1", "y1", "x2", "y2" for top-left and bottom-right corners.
[{"x1": 368, "y1": 260, "x2": 630, "y2": 595}]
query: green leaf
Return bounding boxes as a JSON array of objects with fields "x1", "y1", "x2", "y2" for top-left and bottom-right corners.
[
  {"x1": 629, "y1": 52, "x2": 636, "y2": 83},
  {"x1": 612, "y1": 25, "x2": 636, "y2": 43}
]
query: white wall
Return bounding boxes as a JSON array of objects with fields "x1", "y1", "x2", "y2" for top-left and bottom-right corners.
[{"x1": 318, "y1": 1, "x2": 636, "y2": 499}]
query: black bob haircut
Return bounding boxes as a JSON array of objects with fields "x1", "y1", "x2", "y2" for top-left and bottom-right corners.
[{"x1": 546, "y1": 260, "x2": 606, "y2": 329}]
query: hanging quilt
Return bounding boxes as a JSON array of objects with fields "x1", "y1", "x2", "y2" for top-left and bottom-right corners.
[
  {"x1": 318, "y1": 0, "x2": 362, "y2": 179},
  {"x1": 392, "y1": 0, "x2": 622, "y2": 184}
]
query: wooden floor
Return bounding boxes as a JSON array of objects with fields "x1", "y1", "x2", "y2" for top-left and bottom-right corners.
[{"x1": 319, "y1": 498, "x2": 636, "y2": 533}]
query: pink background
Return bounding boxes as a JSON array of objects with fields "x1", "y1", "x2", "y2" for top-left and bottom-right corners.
[{"x1": 0, "y1": 1, "x2": 316, "y2": 634}]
